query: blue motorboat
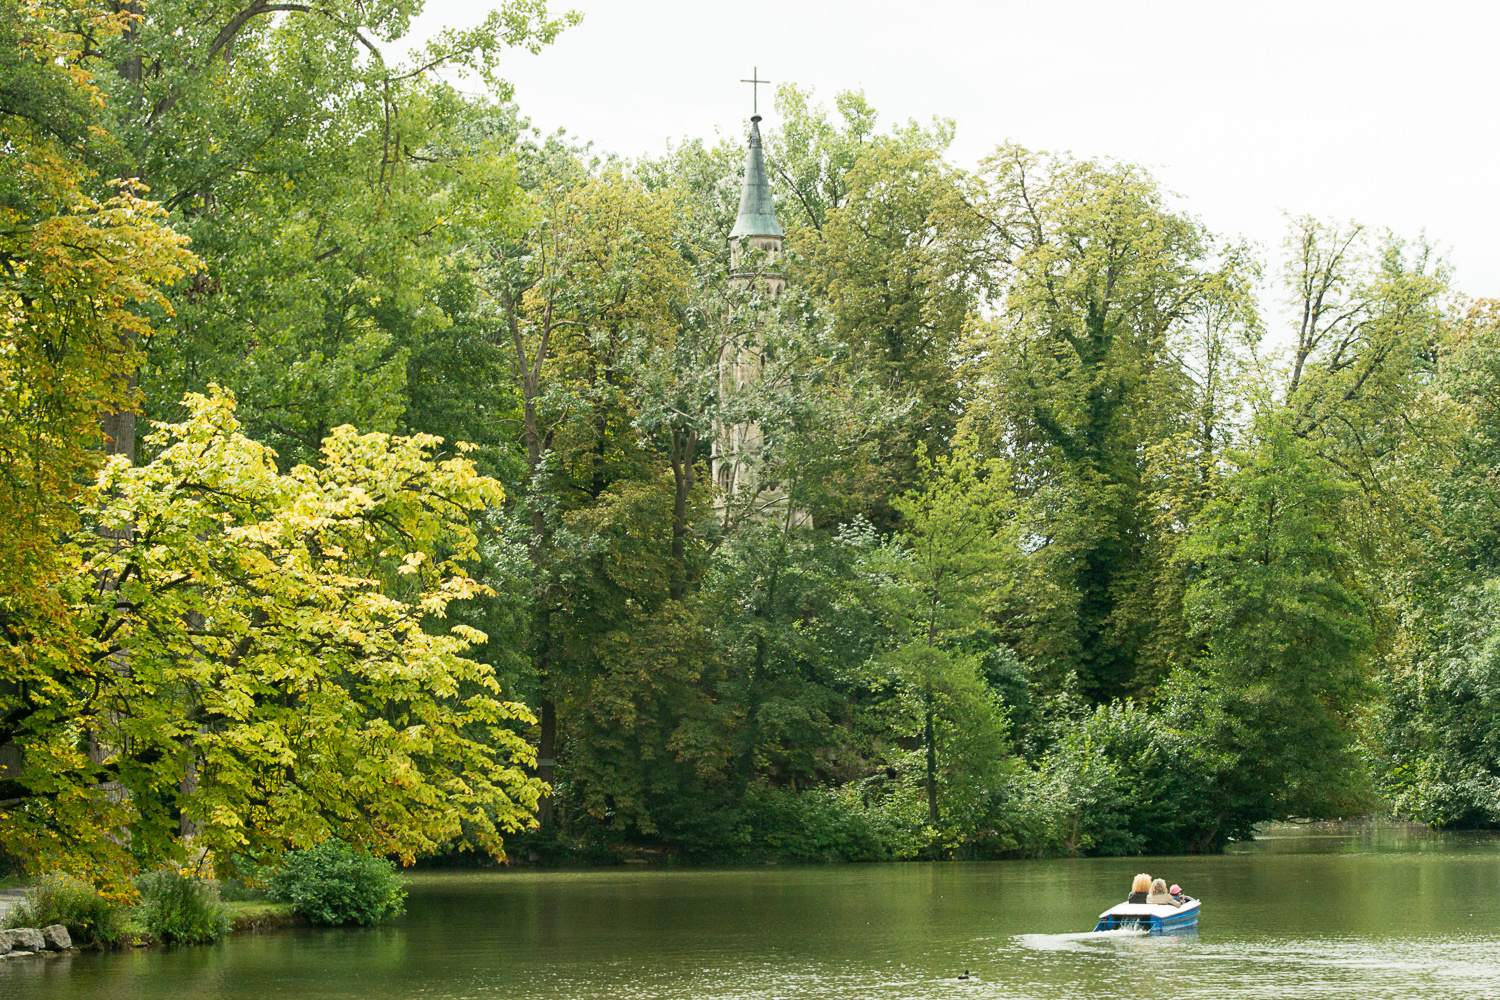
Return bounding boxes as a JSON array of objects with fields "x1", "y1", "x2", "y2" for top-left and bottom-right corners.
[{"x1": 1093, "y1": 898, "x2": 1200, "y2": 934}]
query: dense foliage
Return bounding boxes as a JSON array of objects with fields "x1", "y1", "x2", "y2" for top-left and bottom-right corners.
[
  {"x1": 134, "y1": 870, "x2": 231, "y2": 945},
  {"x1": 2, "y1": 0, "x2": 1496, "y2": 895},
  {"x1": 266, "y1": 841, "x2": 407, "y2": 926},
  {"x1": 4, "y1": 874, "x2": 127, "y2": 946}
]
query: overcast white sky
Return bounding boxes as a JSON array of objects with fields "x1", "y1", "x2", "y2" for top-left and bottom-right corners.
[{"x1": 403, "y1": 0, "x2": 1498, "y2": 301}]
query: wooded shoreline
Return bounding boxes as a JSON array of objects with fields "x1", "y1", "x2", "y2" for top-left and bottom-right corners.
[{"x1": 4, "y1": 1, "x2": 1499, "y2": 897}]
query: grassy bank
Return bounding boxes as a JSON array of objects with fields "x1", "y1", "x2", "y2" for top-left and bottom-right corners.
[
  {"x1": 224, "y1": 902, "x2": 301, "y2": 933},
  {"x1": 8, "y1": 843, "x2": 405, "y2": 950},
  {"x1": 4, "y1": 875, "x2": 303, "y2": 951}
]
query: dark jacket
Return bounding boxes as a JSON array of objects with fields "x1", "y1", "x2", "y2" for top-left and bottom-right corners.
[{"x1": 1127, "y1": 891, "x2": 1149, "y2": 903}]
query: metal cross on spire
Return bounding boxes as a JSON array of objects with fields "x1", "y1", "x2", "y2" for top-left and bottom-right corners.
[{"x1": 740, "y1": 67, "x2": 769, "y2": 116}]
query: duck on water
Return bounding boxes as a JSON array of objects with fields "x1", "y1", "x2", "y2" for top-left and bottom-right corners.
[{"x1": 1094, "y1": 874, "x2": 1200, "y2": 934}]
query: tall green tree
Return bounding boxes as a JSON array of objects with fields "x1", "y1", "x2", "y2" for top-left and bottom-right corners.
[
  {"x1": 1158, "y1": 219, "x2": 1446, "y2": 839},
  {"x1": 1370, "y1": 299, "x2": 1500, "y2": 826},
  {"x1": 871, "y1": 446, "x2": 1019, "y2": 836},
  {"x1": 89, "y1": 0, "x2": 577, "y2": 463},
  {"x1": 471, "y1": 164, "x2": 692, "y2": 829},
  {"x1": 768, "y1": 88, "x2": 980, "y2": 529},
  {"x1": 961, "y1": 144, "x2": 1250, "y2": 701},
  {"x1": 1164, "y1": 418, "x2": 1375, "y2": 828},
  {"x1": 765, "y1": 85, "x2": 877, "y2": 236}
]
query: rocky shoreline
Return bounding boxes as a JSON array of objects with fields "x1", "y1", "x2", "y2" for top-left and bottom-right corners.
[
  {"x1": 0, "y1": 900, "x2": 301, "y2": 956},
  {"x1": 0, "y1": 925, "x2": 74, "y2": 959}
]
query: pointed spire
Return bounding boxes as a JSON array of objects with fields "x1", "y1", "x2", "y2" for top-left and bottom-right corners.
[{"x1": 729, "y1": 116, "x2": 783, "y2": 239}]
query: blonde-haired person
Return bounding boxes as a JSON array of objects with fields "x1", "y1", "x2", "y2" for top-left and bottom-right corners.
[
  {"x1": 1127, "y1": 873, "x2": 1151, "y2": 904},
  {"x1": 1147, "y1": 878, "x2": 1181, "y2": 907}
]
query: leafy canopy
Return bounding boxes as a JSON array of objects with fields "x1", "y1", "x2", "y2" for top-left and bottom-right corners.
[{"x1": 0, "y1": 390, "x2": 542, "y2": 886}]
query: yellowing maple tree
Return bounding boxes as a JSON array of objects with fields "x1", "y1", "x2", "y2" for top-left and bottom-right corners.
[
  {"x1": 0, "y1": 1, "x2": 197, "y2": 773},
  {"x1": 1, "y1": 390, "x2": 541, "y2": 885}
]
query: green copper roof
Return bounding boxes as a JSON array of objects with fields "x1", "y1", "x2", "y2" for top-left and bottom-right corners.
[{"x1": 729, "y1": 116, "x2": 783, "y2": 239}]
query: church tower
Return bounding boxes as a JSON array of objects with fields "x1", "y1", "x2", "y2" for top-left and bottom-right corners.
[
  {"x1": 727, "y1": 112, "x2": 786, "y2": 296},
  {"x1": 712, "y1": 79, "x2": 809, "y2": 528}
]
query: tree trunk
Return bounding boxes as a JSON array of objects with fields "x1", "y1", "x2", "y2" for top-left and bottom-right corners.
[
  {"x1": 507, "y1": 296, "x2": 560, "y2": 833},
  {"x1": 527, "y1": 432, "x2": 555, "y2": 830},
  {"x1": 924, "y1": 684, "x2": 939, "y2": 826},
  {"x1": 668, "y1": 425, "x2": 697, "y2": 601},
  {"x1": 736, "y1": 563, "x2": 780, "y2": 794},
  {"x1": 101, "y1": 357, "x2": 138, "y2": 463},
  {"x1": 178, "y1": 749, "x2": 200, "y2": 839},
  {"x1": 93, "y1": 356, "x2": 139, "y2": 842},
  {"x1": 737, "y1": 632, "x2": 767, "y2": 793},
  {"x1": 536, "y1": 698, "x2": 556, "y2": 830}
]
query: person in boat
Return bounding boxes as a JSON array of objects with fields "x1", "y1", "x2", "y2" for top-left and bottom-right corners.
[
  {"x1": 1169, "y1": 884, "x2": 1185, "y2": 903},
  {"x1": 1147, "y1": 878, "x2": 1180, "y2": 906},
  {"x1": 1127, "y1": 873, "x2": 1151, "y2": 903}
]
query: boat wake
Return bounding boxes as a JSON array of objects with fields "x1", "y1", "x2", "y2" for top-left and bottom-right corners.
[{"x1": 1014, "y1": 928, "x2": 1149, "y2": 951}]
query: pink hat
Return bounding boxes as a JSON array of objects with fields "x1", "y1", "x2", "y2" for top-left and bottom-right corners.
[{"x1": 1169, "y1": 884, "x2": 1181, "y2": 894}]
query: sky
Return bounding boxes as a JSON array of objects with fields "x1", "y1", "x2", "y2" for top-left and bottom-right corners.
[{"x1": 399, "y1": 0, "x2": 1499, "y2": 306}]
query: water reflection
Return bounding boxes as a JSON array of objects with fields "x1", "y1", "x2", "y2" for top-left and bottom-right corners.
[{"x1": 4, "y1": 823, "x2": 1498, "y2": 1000}]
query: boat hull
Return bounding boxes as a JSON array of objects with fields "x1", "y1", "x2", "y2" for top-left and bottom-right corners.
[{"x1": 1094, "y1": 899, "x2": 1200, "y2": 934}]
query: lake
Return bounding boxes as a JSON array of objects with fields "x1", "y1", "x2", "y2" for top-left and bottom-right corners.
[{"x1": 4, "y1": 822, "x2": 1499, "y2": 999}]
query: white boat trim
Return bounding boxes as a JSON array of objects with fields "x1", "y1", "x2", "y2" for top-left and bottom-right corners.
[{"x1": 1097, "y1": 899, "x2": 1201, "y2": 920}]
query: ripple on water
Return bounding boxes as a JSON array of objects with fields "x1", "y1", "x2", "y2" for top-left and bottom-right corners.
[
  {"x1": 993, "y1": 933, "x2": 1500, "y2": 1000},
  {"x1": 8, "y1": 835, "x2": 1500, "y2": 1000},
  {"x1": 463, "y1": 935, "x2": 1500, "y2": 1000}
]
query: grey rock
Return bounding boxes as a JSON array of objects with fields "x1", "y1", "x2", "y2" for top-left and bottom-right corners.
[
  {"x1": 0, "y1": 930, "x2": 13, "y2": 954},
  {"x1": 40, "y1": 925, "x2": 70, "y2": 951},
  {"x1": 9, "y1": 928, "x2": 43, "y2": 951}
]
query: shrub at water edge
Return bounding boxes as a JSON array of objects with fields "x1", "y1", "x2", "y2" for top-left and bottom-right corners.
[
  {"x1": 749, "y1": 784, "x2": 925, "y2": 862},
  {"x1": 266, "y1": 842, "x2": 406, "y2": 926},
  {"x1": 1015, "y1": 702, "x2": 1230, "y2": 857},
  {"x1": 5, "y1": 874, "x2": 127, "y2": 946},
  {"x1": 135, "y1": 870, "x2": 231, "y2": 944}
]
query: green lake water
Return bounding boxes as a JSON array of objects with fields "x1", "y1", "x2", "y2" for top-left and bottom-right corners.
[{"x1": 5, "y1": 823, "x2": 1500, "y2": 999}]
